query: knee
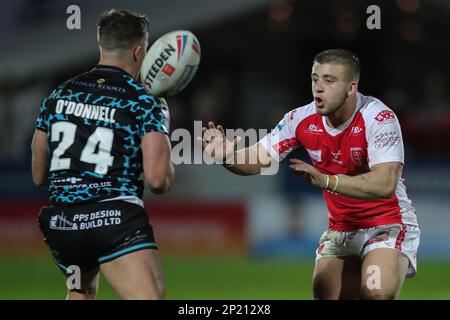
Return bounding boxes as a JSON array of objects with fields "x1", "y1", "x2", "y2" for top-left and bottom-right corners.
[{"x1": 360, "y1": 287, "x2": 397, "y2": 300}]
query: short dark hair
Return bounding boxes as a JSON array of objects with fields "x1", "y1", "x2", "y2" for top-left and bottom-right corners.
[
  {"x1": 314, "y1": 49, "x2": 360, "y2": 81},
  {"x1": 97, "y1": 9, "x2": 149, "y2": 51}
]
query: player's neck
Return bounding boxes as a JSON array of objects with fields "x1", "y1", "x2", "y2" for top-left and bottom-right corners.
[
  {"x1": 98, "y1": 57, "x2": 138, "y2": 80},
  {"x1": 326, "y1": 95, "x2": 357, "y2": 128}
]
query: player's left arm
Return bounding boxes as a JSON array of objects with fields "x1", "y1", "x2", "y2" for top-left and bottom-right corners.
[
  {"x1": 289, "y1": 159, "x2": 402, "y2": 199},
  {"x1": 290, "y1": 107, "x2": 405, "y2": 200},
  {"x1": 140, "y1": 97, "x2": 174, "y2": 194},
  {"x1": 31, "y1": 129, "x2": 49, "y2": 188}
]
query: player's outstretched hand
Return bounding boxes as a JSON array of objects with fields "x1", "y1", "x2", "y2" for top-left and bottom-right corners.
[
  {"x1": 197, "y1": 121, "x2": 241, "y2": 164},
  {"x1": 289, "y1": 158, "x2": 327, "y2": 189}
]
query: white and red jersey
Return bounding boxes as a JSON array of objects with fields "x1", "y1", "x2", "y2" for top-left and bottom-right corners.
[{"x1": 259, "y1": 92, "x2": 418, "y2": 231}]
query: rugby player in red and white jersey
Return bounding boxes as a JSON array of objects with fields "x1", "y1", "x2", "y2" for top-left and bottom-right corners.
[{"x1": 199, "y1": 49, "x2": 420, "y2": 300}]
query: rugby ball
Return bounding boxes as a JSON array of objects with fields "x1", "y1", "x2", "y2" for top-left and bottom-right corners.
[{"x1": 140, "y1": 30, "x2": 201, "y2": 97}]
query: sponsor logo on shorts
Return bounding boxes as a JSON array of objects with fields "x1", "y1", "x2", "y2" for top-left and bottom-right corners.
[
  {"x1": 73, "y1": 210, "x2": 122, "y2": 230},
  {"x1": 49, "y1": 210, "x2": 122, "y2": 231},
  {"x1": 50, "y1": 213, "x2": 78, "y2": 230}
]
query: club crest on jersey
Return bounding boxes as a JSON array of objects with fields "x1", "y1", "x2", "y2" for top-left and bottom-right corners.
[
  {"x1": 350, "y1": 147, "x2": 365, "y2": 166},
  {"x1": 306, "y1": 123, "x2": 323, "y2": 134},
  {"x1": 375, "y1": 110, "x2": 396, "y2": 124},
  {"x1": 176, "y1": 34, "x2": 188, "y2": 61}
]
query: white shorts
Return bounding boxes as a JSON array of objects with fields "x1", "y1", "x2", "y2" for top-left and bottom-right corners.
[{"x1": 315, "y1": 224, "x2": 420, "y2": 278}]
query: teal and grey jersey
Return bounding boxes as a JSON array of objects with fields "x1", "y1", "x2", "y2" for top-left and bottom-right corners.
[{"x1": 36, "y1": 65, "x2": 170, "y2": 205}]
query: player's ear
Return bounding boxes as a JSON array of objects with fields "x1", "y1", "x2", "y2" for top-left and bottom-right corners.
[
  {"x1": 348, "y1": 81, "x2": 358, "y2": 96},
  {"x1": 133, "y1": 45, "x2": 145, "y2": 63}
]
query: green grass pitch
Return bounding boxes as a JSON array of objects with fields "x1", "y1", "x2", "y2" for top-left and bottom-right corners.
[{"x1": 0, "y1": 254, "x2": 449, "y2": 299}]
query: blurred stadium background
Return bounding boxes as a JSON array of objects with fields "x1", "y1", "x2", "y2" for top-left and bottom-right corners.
[{"x1": 1, "y1": 0, "x2": 449, "y2": 299}]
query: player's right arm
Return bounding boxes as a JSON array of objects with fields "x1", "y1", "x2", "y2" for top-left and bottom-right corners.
[
  {"x1": 200, "y1": 109, "x2": 301, "y2": 175},
  {"x1": 199, "y1": 122, "x2": 280, "y2": 176},
  {"x1": 225, "y1": 142, "x2": 273, "y2": 176}
]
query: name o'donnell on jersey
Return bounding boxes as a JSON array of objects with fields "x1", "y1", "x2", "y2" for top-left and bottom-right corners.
[{"x1": 55, "y1": 99, "x2": 116, "y2": 123}]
